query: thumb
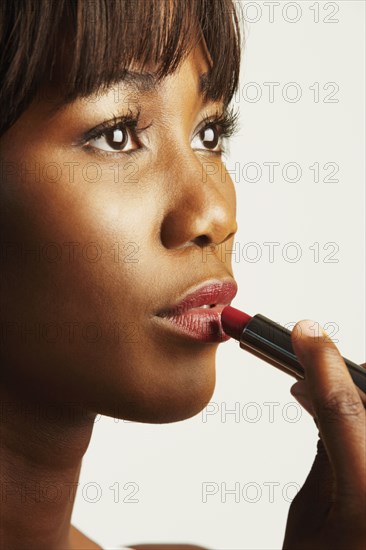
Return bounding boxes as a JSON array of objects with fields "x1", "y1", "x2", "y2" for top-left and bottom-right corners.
[{"x1": 291, "y1": 319, "x2": 366, "y2": 498}]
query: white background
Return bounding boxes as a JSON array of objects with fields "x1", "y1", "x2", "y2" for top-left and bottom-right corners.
[{"x1": 72, "y1": 2, "x2": 366, "y2": 548}]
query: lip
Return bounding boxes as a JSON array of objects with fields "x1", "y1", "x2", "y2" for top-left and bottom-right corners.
[{"x1": 154, "y1": 279, "x2": 238, "y2": 342}]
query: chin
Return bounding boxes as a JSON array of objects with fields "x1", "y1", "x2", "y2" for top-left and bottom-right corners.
[
  {"x1": 96, "y1": 366, "x2": 217, "y2": 424},
  {"x1": 147, "y1": 385, "x2": 216, "y2": 424},
  {"x1": 90, "y1": 341, "x2": 218, "y2": 424},
  {"x1": 123, "y1": 396, "x2": 216, "y2": 425}
]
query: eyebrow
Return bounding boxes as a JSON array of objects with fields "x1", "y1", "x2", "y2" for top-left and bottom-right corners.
[
  {"x1": 126, "y1": 70, "x2": 211, "y2": 93},
  {"x1": 123, "y1": 70, "x2": 212, "y2": 99},
  {"x1": 46, "y1": 70, "x2": 213, "y2": 116}
]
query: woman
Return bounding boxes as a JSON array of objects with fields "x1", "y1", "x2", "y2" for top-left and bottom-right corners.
[{"x1": 0, "y1": 1, "x2": 365, "y2": 549}]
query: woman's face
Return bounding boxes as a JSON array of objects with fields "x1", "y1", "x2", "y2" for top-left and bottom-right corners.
[{"x1": 0, "y1": 43, "x2": 237, "y2": 423}]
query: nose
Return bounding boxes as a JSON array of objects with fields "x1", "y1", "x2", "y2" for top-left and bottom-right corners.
[{"x1": 160, "y1": 154, "x2": 237, "y2": 250}]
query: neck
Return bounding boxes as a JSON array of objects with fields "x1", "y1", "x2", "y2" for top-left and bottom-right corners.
[{"x1": 0, "y1": 384, "x2": 96, "y2": 549}]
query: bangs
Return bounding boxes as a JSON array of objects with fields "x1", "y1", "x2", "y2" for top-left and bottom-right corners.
[{"x1": 0, "y1": 0, "x2": 242, "y2": 135}]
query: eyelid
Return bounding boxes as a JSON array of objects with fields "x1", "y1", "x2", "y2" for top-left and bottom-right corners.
[
  {"x1": 74, "y1": 109, "x2": 153, "y2": 158},
  {"x1": 75, "y1": 104, "x2": 240, "y2": 157},
  {"x1": 194, "y1": 105, "x2": 240, "y2": 139},
  {"x1": 75, "y1": 106, "x2": 144, "y2": 146},
  {"x1": 191, "y1": 105, "x2": 240, "y2": 155}
]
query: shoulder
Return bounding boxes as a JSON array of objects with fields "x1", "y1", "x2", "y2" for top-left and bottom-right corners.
[
  {"x1": 70, "y1": 529, "x2": 209, "y2": 550},
  {"x1": 69, "y1": 525, "x2": 102, "y2": 549},
  {"x1": 127, "y1": 545, "x2": 209, "y2": 550}
]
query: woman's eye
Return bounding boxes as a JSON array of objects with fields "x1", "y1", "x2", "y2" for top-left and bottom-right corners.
[
  {"x1": 87, "y1": 126, "x2": 139, "y2": 153},
  {"x1": 191, "y1": 124, "x2": 221, "y2": 152}
]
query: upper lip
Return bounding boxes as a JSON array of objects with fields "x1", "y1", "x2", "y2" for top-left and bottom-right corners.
[{"x1": 156, "y1": 278, "x2": 238, "y2": 317}]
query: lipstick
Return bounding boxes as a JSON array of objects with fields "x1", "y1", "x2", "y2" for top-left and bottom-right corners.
[{"x1": 221, "y1": 306, "x2": 366, "y2": 393}]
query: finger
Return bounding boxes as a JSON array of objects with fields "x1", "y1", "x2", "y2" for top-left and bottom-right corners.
[
  {"x1": 358, "y1": 363, "x2": 366, "y2": 406},
  {"x1": 293, "y1": 375, "x2": 366, "y2": 413},
  {"x1": 299, "y1": 437, "x2": 335, "y2": 506},
  {"x1": 291, "y1": 380, "x2": 315, "y2": 417},
  {"x1": 291, "y1": 319, "x2": 366, "y2": 497},
  {"x1": 282, "y1": 437, "x2": 335, "y2": 547}
]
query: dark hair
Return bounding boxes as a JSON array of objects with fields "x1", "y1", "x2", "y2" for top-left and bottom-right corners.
[{"x1": 0, "y1": 0, "x2": 242, "y2": 137}]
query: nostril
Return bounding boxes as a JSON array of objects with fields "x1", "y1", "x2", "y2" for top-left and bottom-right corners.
[{"x1": 192, "y1": 235, "x2": 211, "y2": 247}]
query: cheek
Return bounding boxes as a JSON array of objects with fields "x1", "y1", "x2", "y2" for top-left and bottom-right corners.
[
  {"x1": 0, "y1": 150, "x2": 134, "y2": 378},
  {"x1": 0, "y1": 152, "x2": 217, "y2": 422},
  {"x1": 0, "y1": 160, "x2": 137, "y2": 343}
]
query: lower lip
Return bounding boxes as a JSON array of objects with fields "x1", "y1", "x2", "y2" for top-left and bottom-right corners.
[{"x1": 155, "y1": 305, "x2": 231, "y2": 343}]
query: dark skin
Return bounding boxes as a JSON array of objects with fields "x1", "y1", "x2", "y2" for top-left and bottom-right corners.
[
  {"x1": 285, "y1": 323, "x2": 366, "y2": 550},
  {"x1": 1, "y1": 40, "x2": 365, "y2": 549},
  {"x1": 0, "y1": 41, "x2": 236, "y2": 550}
]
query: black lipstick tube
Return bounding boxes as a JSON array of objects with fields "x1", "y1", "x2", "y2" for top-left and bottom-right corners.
[{"x1": 238, "y1": 314, "x2": 366, "y2": 393}]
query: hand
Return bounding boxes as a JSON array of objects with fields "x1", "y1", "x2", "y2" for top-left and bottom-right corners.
[{"x1": 282, "y1": 320, "x2": 366, "y2": 550}]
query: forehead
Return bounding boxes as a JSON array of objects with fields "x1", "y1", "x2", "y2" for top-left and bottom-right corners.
[
  {"x1": 0, "y1": 0, "x2": 241, "y2": 138},
  {"x1": 41, "y1": 42, "x2": 215, "y2": 117}
]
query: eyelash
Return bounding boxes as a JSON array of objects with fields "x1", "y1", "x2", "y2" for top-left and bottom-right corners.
[
  {"x1": 80, "y1": 105, "x2": 240, "y2": 158},
  {"x1": 199, "y1": 105, "x2": 240, "y2": 144}
]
